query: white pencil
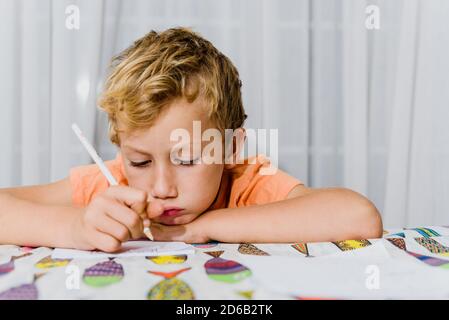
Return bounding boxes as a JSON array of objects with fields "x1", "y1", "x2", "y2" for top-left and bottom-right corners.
[{"x1": 71, "y1": 123, "x2": 154, "y2": 241}]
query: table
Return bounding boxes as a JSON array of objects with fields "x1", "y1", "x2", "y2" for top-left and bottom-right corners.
[{"x1": 1, "y1": 226, "x2": 449, "y2": 299}]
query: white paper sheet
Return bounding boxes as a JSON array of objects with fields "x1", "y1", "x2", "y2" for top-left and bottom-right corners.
[
  {"x1": 51, "y1": 241, "x2": 195, "y2": 259},
  {"x1": 239, "y1": 242, "x2": 449, "y2": 299}
]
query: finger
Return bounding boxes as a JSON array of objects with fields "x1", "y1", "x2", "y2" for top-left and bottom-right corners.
[
  {"x1": 105, "y1": 186, "x2": 148, "y2": 215},
  {"x1": 90, "y1": 231, "x2": 122, "y2": 253},
  {"x1": 146, "y1": 201, "x2": 165, "y2": 219},
  {"x1": 139, "y1": 200, "x2": 150, "y2": 222},
  {"x1": 103, "y1": 200, "x2": 143, "y2": 240},
  {"x1": 94, "y1": 214, "x2": 131, "y2": 243}
]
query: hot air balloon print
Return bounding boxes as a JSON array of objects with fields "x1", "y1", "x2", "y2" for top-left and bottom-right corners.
[
  {"x1": 204, "y1": 251, "x2": 252, "y2": 283},
  {"x1": 405, "y1": 227, "x2": 440, "y2": 238},
  {"x1": 387, "y1": 238, "x2": 407, "y2": 251},
  {"x1": 20, "y1": 246, "x2": 35, "y2": 253},
  {"x1": 192, "y1": 242, "x2": 218, "y2": 249},
  {"x1": 406, "y1": 251, "x2": 449, "y2": 269},
  {"x1": 236, "y1": 290, "x2": 254, "y2": 300},
  {"x1": 388, "y1": 232, "x2": 405, "y2": 238},
  {"x1": 0, "y1": 253, "x2": 31, "y2": 276},
  {"x1": 0, "y1": 261, "x2": 14, "y2": 277},
  {"x1": 333, "y1": 239, "x2": 371, "y2": 251},
  {"x1": 414, "y1": 237, "x2": 449, "y2": 256},
  {"x1": 83, "y1": 259, "x2": 124, "y2": 287},
  {"x1": 238, "y1": 243, "x2": 269, "y2": 256},
  {"x1": 146, "y1": 255, "x2": 188, "y2": 264},
  {"x1": 291, "y1": 243, "x2": 310, "y2": 257},
  {"x1": 35, "y1": 255, "x2": 71, "y2": 269},
  {"x1": 147, "y1": 267, "x2": 194, "y2": 300},
  {"x1": 0, "y1": 273, "x2": 44, "y2": 300}
]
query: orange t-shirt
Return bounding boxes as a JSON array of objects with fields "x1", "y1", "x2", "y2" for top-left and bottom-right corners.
[{"x1": 69, "y1": 153, "x2": 302, "y2": 209}]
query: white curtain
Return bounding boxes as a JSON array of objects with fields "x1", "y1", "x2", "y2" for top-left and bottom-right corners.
[{"x1": 1, "y1": 0, "x2": 448, "y2": 228}]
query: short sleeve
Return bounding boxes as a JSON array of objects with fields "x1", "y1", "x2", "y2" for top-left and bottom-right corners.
[
  {"x1": 228, "y1": 155, "x2": 303, "y2": 208},
  {"x1": 69, "y1": 154, "x2": 127, "y2": 208}
]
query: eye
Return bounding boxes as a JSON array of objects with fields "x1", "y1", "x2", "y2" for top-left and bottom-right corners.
[
  {"x1": 129, "y1": 160, "x2": 151, "y2": 168},
  {"x1": 178, "y1": 158, "x2": 200, "y2": 166}
]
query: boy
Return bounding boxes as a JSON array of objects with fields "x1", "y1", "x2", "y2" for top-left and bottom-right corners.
[{"x1": 0, "y1": 28, "x2": 382, "y2": 252}]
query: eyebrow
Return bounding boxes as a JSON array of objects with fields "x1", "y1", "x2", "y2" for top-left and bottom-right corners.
[
  {"x1": 122, "y1": 145, "x2": 152, "y2": 156},
  {"x1": 122, "y1": 141, "x2": 198, "y2": 156}
]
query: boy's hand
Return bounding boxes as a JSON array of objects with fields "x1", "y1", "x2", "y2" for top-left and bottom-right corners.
[
  {"x1": 149, "y1": 214, "x2": 211, "y2": 244},
  {"x1": 71, "y1": 186, "x2": 148, "y2": 252}
]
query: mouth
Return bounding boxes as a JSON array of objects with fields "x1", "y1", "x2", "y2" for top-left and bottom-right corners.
[{"x1": 160, "y1": 207, "x2": 184, "y2": 218}]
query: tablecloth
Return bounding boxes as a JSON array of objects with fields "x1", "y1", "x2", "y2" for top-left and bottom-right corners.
[{"x1": 1, "y1": 225, "x2": 449, "y2": 300}]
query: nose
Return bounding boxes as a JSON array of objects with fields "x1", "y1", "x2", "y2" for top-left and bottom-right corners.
[{"x1": 150, "y1": 164, "x2": 178, "y2": 200}]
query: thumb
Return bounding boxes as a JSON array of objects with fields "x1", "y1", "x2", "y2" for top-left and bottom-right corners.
[{"x1": 146, "y1": 200, "x2": 164, "y2": 219}]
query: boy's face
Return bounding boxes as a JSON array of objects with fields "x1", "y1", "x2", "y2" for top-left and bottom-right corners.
[{"x1": 118, "y1": 97, "x2": 225, "y2": 226}]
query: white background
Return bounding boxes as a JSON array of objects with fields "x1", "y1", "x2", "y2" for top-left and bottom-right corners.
[{"x1": 0, "y1": 0, "x2": 448, "y2": 228}]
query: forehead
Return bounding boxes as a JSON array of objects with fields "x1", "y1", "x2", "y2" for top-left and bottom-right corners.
[{"x1": 119, "y1": 97, "x2": 217, "y2": 152}]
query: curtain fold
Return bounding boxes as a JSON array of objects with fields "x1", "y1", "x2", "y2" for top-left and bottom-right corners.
[
  {"x1": 384, "y1": 0, "x2": 449, "y2": 227},
  {"x1": 0, "y1": 0, "x2": 448, "y2": 227},
  {"x1": 341, "y1": 0, "x2": 368, "y2": 195},
  {"x1": 383, "y1": 0, "x2": 420, "y2": 227}
]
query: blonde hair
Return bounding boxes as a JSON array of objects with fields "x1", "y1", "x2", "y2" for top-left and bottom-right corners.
[{"x1": 98, "y1": 27, "x2": 246, "y2": 146}]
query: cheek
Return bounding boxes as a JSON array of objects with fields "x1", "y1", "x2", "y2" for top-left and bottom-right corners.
[
  {"x1": 123, "y1": 166, "x2": 148, "y2": 189},
  {"x1": 180, "y1": 165, "x2": 223, "y2": 200}
]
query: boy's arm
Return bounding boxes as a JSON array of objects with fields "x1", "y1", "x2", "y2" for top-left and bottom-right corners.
[
  {"x1": 0, "y1": 180, "x2": 155, "y2": 251},
  {"x1": 197, "y1": 185, "x2": 383, "y2": 243},
  {"x1": 0, "y1": 177, "x2": 73, "y2": 206},
  {"x1": 0, "y1": 178, "x2": 81, "y2": 247}
]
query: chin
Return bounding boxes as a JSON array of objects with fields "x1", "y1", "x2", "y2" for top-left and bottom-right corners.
[
  {"x1": 159, "y1": 220, "x2": 181, "y2": 226},
  {"x1": 158, "y1": 214, "x2": 197, "y2": 226}
]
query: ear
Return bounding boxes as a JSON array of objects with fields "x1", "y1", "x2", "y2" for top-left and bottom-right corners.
[{"x1": 224, "y1": 128, "x2": 246, "y2": 170}]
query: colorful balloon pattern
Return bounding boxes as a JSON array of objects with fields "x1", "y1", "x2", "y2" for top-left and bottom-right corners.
[
  {"x1": 204, "y1": 251, "x2": 252, "y2": 283},
  {"x1": 0, "y1": 273, "x2": 44, "y2": 300},
  {"x1": 291, "y1": 243, "x2": 310, "y2": 256},
  {"x1": 0, "y1": 253, "x2": 32, "y2": 276},
  {"x1": 146, "y1": 255, "x2": 187, "y2": 264},
  {"x1": 192, "y1": 242, "x2": 219, "y2": 249},
  {"x1": 238, "y1": 243, "x2": 269, "y2": 256},
  {"x1": 35, "y1": 255, "x2": 71, "y2": 269},
  {"x1": 414, "y1": 237, "x2": 449, "y2": 256},
  {"x1": 333, "y1": 239, "x2": 371, "y2": 251},
  {"x1": 405, "y1": 227, "x2": 440, "y2": 238},
  {"x1": 83, "y1": 259, "x2": 124, "y2": 287},
  {"x1": 387, "y1": 238, "x2": 407, "y2": 251},
  {"x1": 406, "y1": 251, "x2": 449, "y2": 269},
  {"x1": 147, "y1": 268, "x2": 194, "y2": 300}
]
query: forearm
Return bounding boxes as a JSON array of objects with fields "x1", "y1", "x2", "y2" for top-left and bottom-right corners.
[
  {"x1": 201, "y1": 188, "x2": 383, "y2": 243},
  {"x1": 0, "y1": 193, "x2": 83, "y2": 248}
]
